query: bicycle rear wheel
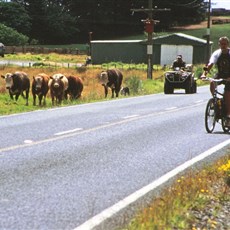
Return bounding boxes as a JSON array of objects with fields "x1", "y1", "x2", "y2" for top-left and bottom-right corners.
[
  {"x1": 221, "y1": 117, "x2": 230, "y2": 133},
  {"x1": 205, "y1": 98, "x2": 216, "y2": 133}
]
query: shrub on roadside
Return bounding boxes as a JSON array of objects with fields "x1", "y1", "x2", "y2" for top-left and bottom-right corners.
[
  {"x1": 124, "y1": 75, "x2": 143, "y2": 95},
  {"x1": 0, "y1": 23, "x2": 29, "y2": 46}
]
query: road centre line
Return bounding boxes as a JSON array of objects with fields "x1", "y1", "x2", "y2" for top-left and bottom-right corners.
[
  {"x1": 24, "y1": 140, "x2": 33, "y2": 144},
  {"x1": 123, "y1": 115, "x2": 139, "y2": 119},
  {"x1": 0, "y1": 102, "x2": 205, "y2": 153},
  {"x1": 165, "y1": 106, "x2": 177, "y2": 110},
  {"x1": 54, "y1": 128, "x2": 83, "y2": 136},
  {"x1": 195, "y1": 100, "x2": 204, "y2": 104},
  {"x1": 74, "y1": 138, "x2": 230, "y2": 230}
]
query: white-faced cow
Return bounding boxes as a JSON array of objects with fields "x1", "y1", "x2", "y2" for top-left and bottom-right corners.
[
  {"x1": 99, "y1": 69, "x2": 123, "y2": 98},
  {"x1": 66, "y1": 75, "x2": 83, "y2": 100},
  {"x1": 1, "y1": 71, "x2": 30, "y2": 105},
  {"x1": 48, "y1": 73, "x2": 68, "y2": 105},
  {"x1": 32, "y1": 73, "x2": 49, "y2": 106}
]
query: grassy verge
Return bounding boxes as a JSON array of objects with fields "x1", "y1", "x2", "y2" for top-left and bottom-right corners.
[
  {"x1": 3, "y1": 52, "x2": 87, "y2": 63},
  {"x1": 0, "y1": 61, "x2": 168, "y2": 115},
  {"x1": 0, "y1": 54, "x2": 208, "y2": 115},
  {"x1": 121, "y1": 154, "x2": 230, "y2": 230}
]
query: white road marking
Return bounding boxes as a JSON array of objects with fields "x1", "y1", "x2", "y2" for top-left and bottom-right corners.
[
  {"x1": 165, "y1": 107, "x2": 177, "y2": 110},
  {"x1": 101, "y1": 122, "x2": 110, "y2": 124},
  {"x1": 54, "y1": 128, "x2": 83, "y2": 136},
  {"x1": 195, "y1": 100, "x2": 204, "y2": 104},
  {"x1": 123, "y1": 115, "x2": 139, "y2": 119},
  {"x1": 0, "y1": 102, "x2": 206, "y2": 153},
  {"x1": 24, "y1": 140, "x2": 33, "y2": 144},
  {"x1": 74, "y1": 139, "x2": 230, "y2": 230}
]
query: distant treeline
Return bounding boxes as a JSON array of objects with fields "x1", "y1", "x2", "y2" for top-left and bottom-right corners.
[{"x1": 0, "y1": 0, "x2": 207, "y2": 45}]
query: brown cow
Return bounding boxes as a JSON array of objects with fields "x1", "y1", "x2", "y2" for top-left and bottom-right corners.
[
  {"x1": 99, "y1": 69, "x2": 123, "y2": 98},
  {"x1": 48, "y1": 73, "x2": 68, "y2": 105},
  {"x1": 1, "y1": 71, "x2": 30, "y2": 105},
  {"x1": 32, "y1": 73, "x2": 49, "y2": 106},
  {"x1": 65, "y1": 75, "x2": 83, "y2": 100}
]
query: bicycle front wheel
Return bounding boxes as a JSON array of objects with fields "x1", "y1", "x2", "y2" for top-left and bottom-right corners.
[{"x1": 205, "y1": 98, "x2": 216, "y2": 133}]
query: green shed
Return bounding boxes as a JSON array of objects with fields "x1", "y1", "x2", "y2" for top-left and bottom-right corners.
[
  {"x1": 91, "y1": 33, "x2": 212, "y2": 65},
  {"x1": 91, "y1": 40, "x2": 146, "y2": 64}
]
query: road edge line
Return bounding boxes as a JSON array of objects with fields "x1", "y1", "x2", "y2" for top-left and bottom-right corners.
[{"x1": 74, "y1": 139, "x2": 230, "y2": 230}]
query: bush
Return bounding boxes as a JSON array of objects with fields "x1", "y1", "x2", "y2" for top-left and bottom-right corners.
[
  {"x1": 125, "y1": 76, "x2": 143, "y2": 94},
  {"x1": 0, "y1": 23, "x2": 29, "y2": 46}
]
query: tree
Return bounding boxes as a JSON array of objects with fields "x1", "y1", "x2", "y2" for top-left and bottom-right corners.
[
  {"x1": 0, "y1": 23, "x2": 29, "y2": 45},
  {"x1": 66, "y1": 0, "x2": 206, "y2": 41},
  {"x1": 154, "y1": 0, "x2": 206, "y2": 28},
  {"x1": 7, "y1": 0, "x2": 207, "y2": 44},
  {"x1": 0, "y1": 1, "x2": 31, "y2": 35},
  {"x1": 43, "y1": 3, "x2": 78, "y2": 44},
  {"x1": 11, "y1": 0, "x2": 78, "y2": 44}
]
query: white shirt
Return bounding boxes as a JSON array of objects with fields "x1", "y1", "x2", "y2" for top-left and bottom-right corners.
[{"x1": 209, "y1": 48, "x2": 230, "y2": 65}]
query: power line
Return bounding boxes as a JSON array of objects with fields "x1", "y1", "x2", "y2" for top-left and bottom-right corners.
[{"x1": 131, "y1": 0, "x2": 170, "y2": 80}]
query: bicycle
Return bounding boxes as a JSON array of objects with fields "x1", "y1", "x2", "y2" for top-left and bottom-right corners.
[{"x1": 203, "y1": 77, "x2": 230, "y2": 133}]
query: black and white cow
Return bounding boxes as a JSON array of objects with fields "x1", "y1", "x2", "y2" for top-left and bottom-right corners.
[
  {"x1": 99, "y1": 69, "x2": 123, "y2": 98},
  {"x1": 120, "y1": 86, "x2": 130, "y2": 96},
  {"x1": 1, "y1": 71, "x2": 30, "y2": 105}
]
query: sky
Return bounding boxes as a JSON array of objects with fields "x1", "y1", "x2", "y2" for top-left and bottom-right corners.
[{"x1": 212, "y1": 0, "x2": 230, "y2": 9}]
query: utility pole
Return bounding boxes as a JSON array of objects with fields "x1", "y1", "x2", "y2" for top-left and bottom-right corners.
[
  {"x1": 88, "y1": 32, "x2": 93, "y2": 56},
  {"x1": 206, "y1": 0, "x2": 211, "y2": 63},
  {"x1": 131, "y1": 0, "x2": 170, "y2": 79}
]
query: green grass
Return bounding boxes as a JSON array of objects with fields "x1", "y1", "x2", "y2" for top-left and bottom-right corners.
[
  {"x1": 4, "y1": 52, "x2": 87, "y2": 63},
  {"x1": 0, "y1": 79, "x2": 164, "y2": 115},
  {"x1": 0, "y1": 62, "x2": 209, "y2": 116},
  {"x1": 119, "y1": 23, "x2": 230, "y2": 51},
  {"x1": 179, "y1": 23, "x2": 230, "y2": 51}
]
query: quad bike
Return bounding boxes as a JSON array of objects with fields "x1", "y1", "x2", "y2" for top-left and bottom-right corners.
[{"x1": 164, "y1": 64, "x2": 197, "y2": 94}]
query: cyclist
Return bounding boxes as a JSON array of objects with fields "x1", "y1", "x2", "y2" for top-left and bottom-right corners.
[
  {"x1": 201, "y1": 36, "x2": 230, "y2": 126},
  {"x1": 172, "y1": 55, "x2": 186, "y2": 69}
]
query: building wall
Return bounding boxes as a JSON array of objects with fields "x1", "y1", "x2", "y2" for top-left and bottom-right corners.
[{"x1": 91, "y1": 41, "x2": 146, "y2": 64}]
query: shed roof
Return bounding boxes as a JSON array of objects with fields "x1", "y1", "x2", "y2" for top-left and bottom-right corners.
[
  {"x1": 151, "y1": 33, "x2": 213, "y2": 45},
  {"x1": 91, "y1": 33, "x2": 213, "y2": 46}
]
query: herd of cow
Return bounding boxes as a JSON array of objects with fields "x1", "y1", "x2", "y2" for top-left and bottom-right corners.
[
  {"x1": 0, "y1": 68, "x2": 130, "y2": 106},
  {"x1": 1, "y1": 72, "x2": 83, "y2": 106}
]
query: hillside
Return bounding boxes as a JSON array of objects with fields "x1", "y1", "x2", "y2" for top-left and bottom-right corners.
[{"x1": 173, "y1": 16, "x2": 230, "y2": 30}]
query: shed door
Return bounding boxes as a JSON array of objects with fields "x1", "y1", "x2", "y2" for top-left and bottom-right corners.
[{"x1": 160, "y1": 45, "x2": 193, "y2": 66}]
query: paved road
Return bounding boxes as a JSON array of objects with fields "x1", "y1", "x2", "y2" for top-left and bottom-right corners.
[{"x1": 0, "y1": 86, "x2": 229, "y2": 230}]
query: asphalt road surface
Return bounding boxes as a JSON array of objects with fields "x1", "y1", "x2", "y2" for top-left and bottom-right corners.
[{"x1": 0, "y1": 86, "x2": 229, "y2": 230}]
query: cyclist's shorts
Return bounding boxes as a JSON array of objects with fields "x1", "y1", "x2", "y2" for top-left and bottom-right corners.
[{"x1": 216, "y1": 73, "x2": 230, "y2": 91}]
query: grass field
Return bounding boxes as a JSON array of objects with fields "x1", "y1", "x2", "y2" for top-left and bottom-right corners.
[
  {"x1": 119, "y1": 23, "x2": 230, "y2": 52},
  {"x1": 0, "y1": 64, "x2": 167, "y2": 115}
]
